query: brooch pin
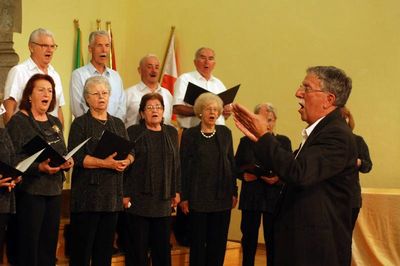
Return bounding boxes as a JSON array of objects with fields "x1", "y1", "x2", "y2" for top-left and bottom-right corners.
[{"x1": 52, "y1": 125, "x2": 61, "y2": 134}]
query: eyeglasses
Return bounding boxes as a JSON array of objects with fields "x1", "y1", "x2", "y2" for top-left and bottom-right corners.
[
  {"x1": 31, "y1": 42, "x2": 58, "y2": 50},
  {"x1": 204, "y1": 107, "x2": 219, "y2": 113},
  {"x1": 145, "y1": 104, "x2": 163, "y2": 111},
  {"x1": 87, "y1": 91, "x2": 109, "y2": 98},
  {"x1": 299, "y1": 84, "x2": 325, "y2": 94}
]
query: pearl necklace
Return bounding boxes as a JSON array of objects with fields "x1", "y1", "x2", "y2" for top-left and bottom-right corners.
[{"x1": 200, "y1": 129, "x2": 216, "y2": 139}]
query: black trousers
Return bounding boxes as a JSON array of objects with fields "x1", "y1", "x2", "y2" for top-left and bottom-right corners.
[
  {"x1": 115, "y1": 211, "x2": 128, "y2": 251},
  {"x1": 124, "y1": 213, "x2": 171, "y2": 266},
  {"x1": 189, "y1": 209, "x2": 231, "y2": 266},
  {"x1": 173, "y1": 207, "x2": 191, "y2": 246},
  {"x1": 0, "y1": 213, "x2": 10, "y2": 256},
  {"x1": 351, "y1": 207, "x2": 360, "y2": 231},
  {"x1": 6, "y1": 188, "x2": 20, "y2": 265},
  {"x1": 240, "y1": 210, "x2": 274, "y2": 266},
  {"x1": 69, "y1": 212, "x2": 118, "y2": 266},
  {"x1": 17, "y1": 192, "x2": 61, "y2": 266}
]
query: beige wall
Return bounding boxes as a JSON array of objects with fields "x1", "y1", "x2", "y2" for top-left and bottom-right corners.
[{"x1": 11, "y1": 0, "x2": 400, "y2": 241}]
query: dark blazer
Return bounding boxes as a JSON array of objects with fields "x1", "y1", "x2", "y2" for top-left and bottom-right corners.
[
  {"x1": 235, "y1": 134, "x2": 292, "y2": 212},
  {"x1": 254, "y1": 108, "x2": 357, "y2": 266}
]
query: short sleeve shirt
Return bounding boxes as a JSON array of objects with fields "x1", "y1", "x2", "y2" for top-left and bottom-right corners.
[
  {"x1": 172, "y1": 71, "x2": 226, "y2": 128},
  {"x1": 4, "y1": 57, "x2": 65, "y2": 117},
  {"x1": 125, "y1": 81, "x2": 173, "y2": 127}
]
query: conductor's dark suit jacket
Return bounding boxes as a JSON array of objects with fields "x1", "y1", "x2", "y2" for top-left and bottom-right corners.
[{"x1": 254, "y1": 108, "x2": 358, "y2": 266}]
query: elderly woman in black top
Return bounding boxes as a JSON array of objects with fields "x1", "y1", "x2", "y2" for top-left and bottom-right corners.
[
  {"x1": 123, "y1": 92, "x2": 180, "y2": 266},
  {"x1": 6, "y1": 74, "x2": 73, "y2": 266},
  {"x1": 235, "y1": 103, "x2": 292, "y2": 266},
  {"x1": 68, "y1": 76, "x2": 133, "y2": 266},
  {"x1": 180, "y1": 92, "x2": 238, "y2": 266}
]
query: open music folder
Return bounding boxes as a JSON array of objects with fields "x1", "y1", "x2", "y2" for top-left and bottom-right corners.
[
  {"x1": 183, "y1": 82, "x2": 240, "y2": 106},
  {"x1": 93, "y1": 130, "x2": 135, "y2": 160},
  {"x1": 23, "y1": 135, "x2": 90, "y2": 167},
  {"x1": 0, "y1": 148, "x2": 44, "y2": 178}
]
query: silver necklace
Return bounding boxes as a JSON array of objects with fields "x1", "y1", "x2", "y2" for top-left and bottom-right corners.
[
  {"x1": 200, "y1": 129, "x2": 216, "y2": 139},
  {"x1": 94, "y1": 118, "x2": 107, "y2": 125}
]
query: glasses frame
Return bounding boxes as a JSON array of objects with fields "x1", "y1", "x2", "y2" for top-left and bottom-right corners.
[
  {"x1": 31, "y1": 41, "x2": 58, "y2": 50},
  {"x1": 299, "y1": 84, "x2": 325, "y2": 94},
  {"x1": 144, "y1": 104, "x2": 164, "y2": 111},
  {"x1": 87, "y1": 91, "x2": 110, "y2": 98}
]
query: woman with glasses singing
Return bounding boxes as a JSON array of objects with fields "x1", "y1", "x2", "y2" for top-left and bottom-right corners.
[
  {"x1": 6, "y1": 74, "x2": 73, "y2": 266},
  {"x1": 67, "y1": 76, "x2": 133, "y2": 266},
  {"x1": 179, "y1": 93, "x2": 238, "y2": 266},
  {"x1": 123, "y1": 92, "x2": 180, "y2": 266}
]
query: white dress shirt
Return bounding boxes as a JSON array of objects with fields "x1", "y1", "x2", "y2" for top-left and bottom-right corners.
[
  {"x1": 70, "y1": 62, "x2": 126, "y2": 120},
  {"x1": 172, "y1": 71, "x2": 226, "y2": 128},
  {"x1": 296, "y1": 116, "x2": 325, "y2": 158},
  {"x1": 125, "y1": 81, "x2": 173, "y2": 127},
  {"x1": 4, "y1": 57, "x2": 65, "y2": 117}
]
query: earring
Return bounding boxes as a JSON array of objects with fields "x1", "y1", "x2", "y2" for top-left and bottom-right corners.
[{"x1": 199, "y1": 114, "x2": 202, "y2": 117}]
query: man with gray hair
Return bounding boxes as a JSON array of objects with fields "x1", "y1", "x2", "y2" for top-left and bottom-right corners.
[
  {"x1": 125, "y1": 54, "x2": 173, "y2": 127},
  {"x1": 70, "y1": 30, "x2": 126, "y2": 120},
  {"x1": 233, "y1": 66, "x2": 357, "y2": 266},
  {"x1": 172, "y1": 47, "x2": 232, "y2": 129},
  {"x1": 3, "y1": 28, "x2": 65, "y2": 125}
]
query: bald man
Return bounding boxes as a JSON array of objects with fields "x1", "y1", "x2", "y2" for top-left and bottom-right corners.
[{"x1": 125, "y1": 54, "x2": 173, "y2": 127}]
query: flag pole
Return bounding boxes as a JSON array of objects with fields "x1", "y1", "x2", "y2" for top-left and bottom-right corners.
[
  {"x1": 159, "y1": 26, "x2": 175, "y2": 83},
  {"x1": 73, "y1": 19, "x2": 84, "y2": 69},
  {"x1": 106, "y1": 21, "x2": 117, "y2": 70},
  {"x1": 106, "y1": 21, "x2": 112, "y2": 68},
  {"x1": 96, "y1": 19, "x2": 101, "y2": 30}
]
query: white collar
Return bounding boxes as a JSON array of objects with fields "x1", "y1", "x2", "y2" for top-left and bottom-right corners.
[
  {"x1": 138, "y1": 81, "x2": 161, "y2": 92},
  {"x1": 304, "y1": 116, "x2": 325, "y2": 138},
  {"x1": 0, "y1": 104, "x2": 5, "y2": 116}
]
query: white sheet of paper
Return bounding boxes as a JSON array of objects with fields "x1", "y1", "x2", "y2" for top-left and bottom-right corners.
[
  {"x1": 15, "y1": 148, "x2": 45, "y2": 172},
  {"x1": 64, "y1": 137, "x2": 91, "y2": 160}
]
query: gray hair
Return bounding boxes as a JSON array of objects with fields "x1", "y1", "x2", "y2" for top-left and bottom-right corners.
[
  {"x1": 88, "y1": 30, "x2": 110, "y2": 46},
  {"x1": 193, "y1": 93, "x2": 223, "y2": 118},
  {"x1": 138, "y1": 54, "x2": 159, "y2": 67},
  {"x1": 194, "y1": 47, "x2": 215, "y2": 59},
  {"x1": 254, "y1": 102, "x2": 277, "y2": 119},
  {"x1": 29, "y1": 28, "x2": 54, "y2": 44},
  {"x1": 83, "y1": 76, "x2": 111, "y2": 107},
  {"x1": 307, "y1": 66, "x2": 352, "y2": 107}
]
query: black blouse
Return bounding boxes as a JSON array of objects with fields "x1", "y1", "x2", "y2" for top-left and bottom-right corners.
[
  {"x1": 124, "y1": 124, "x2": 180, "y2": 217},
  {"x1": 6, "y1": 111, "x2": 66, "y2": 196},
  {"x1": 351, "y1": 133, "x2": 373, "y2": 208},
  {"x1": 235, "y1": 134, "x2": 292, "y2": 212},
  {"x1": 180, "y1": 124, "x2": 237, "y2": 212},
  {"x1": 68, "y1": 112, "x2": 130, "y2": 212}
]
